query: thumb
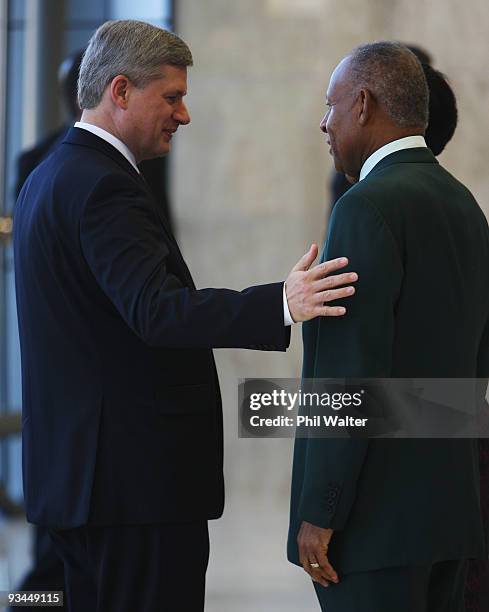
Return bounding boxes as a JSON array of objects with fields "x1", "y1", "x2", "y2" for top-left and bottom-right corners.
[{"x1": 292, "y1": 244, "x2": 319, "y2": 272}]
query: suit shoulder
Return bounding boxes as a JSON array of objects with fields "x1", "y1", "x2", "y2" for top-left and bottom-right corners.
[
  {"x1": 335, "y1": 170, "x2": 401, "y2": 216},
  {"x1": 337, "y1": 161, "x2": 485, "y2": 228},
  {"x1": 332, "y1": 182, "x2": 388, "y2": 229},
  {"x1": 35, "y1": 143, "x2": 145, "y2": 196},
  {"x1": 329, "y1": 179, "x2": 405, "y2": 266}
]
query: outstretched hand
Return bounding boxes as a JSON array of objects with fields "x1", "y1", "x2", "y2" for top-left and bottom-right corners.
[{"x1": 285, "y1": 244, "x2": 357, "y2": 323}]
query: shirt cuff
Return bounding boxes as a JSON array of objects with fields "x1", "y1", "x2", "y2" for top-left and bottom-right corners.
[{"x1": 283, "y1": 282, "x2": 295, "y2": 326}]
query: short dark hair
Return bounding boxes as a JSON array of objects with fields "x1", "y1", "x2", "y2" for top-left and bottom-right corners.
[
  {"x1": 423, "y1": 64, "x2": 458, "y2": 156},
  {"x1": 348, "y1": 41, "x2": 429, "y2": 129},
  {"x1": 78, "y1": 20, "x2": 193, "y2": 109}
]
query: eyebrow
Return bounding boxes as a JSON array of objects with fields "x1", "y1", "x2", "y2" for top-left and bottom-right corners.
[{"x1": 164, "y1": 89, "x2": 187, "y2": 97}]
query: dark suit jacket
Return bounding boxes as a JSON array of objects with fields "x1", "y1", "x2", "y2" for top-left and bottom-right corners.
[
  {"x1": 14, "y1": 127, "x2": 290, "y2": 529},
  {"x1": 16, "y1": 125, "x2": 174, "y2": 233},
  {"x1": 288, "y1": 147, "x2": 489, "y2": 573}
]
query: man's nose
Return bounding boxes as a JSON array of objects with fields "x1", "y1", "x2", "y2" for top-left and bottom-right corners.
[
  {"x1": 319, "y1": 114, "x2": 328, "y2": 133},
  {"x1": 175, "y1": 101, "x2": 191, "y2": 125}
]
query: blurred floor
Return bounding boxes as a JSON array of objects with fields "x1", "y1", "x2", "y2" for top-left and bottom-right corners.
[
  {"x1": 0, "y1": 498, "x2": 318, "y2": 612},
  {"x1": 206, "y1": 494, "x2": 318, "y2": 611}
]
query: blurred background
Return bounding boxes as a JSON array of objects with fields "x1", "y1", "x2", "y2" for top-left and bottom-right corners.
[{"x1": 0, "y1": 0, "x2": 488, "y2": 610}]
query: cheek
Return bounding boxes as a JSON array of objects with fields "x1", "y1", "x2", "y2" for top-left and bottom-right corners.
[
  {"x1": 326, "y1": 114, "x2": 337, "y2": 140},
  {"x1": 329, "y1": 115, "x2": 348, "y2": 150},
  {"x1": 142, "y1": 114, "x2": 164, "y2": 139},
  {"x1": 129, "y1": 108, "x2": 152, "y2": 134}
]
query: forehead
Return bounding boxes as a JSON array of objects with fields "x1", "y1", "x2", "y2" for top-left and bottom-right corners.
[
  {"x1": 151, "y1": 64, "x2": 188, "y2": 92},
  {"x1": 327, "y1": 56, "x2": 351, "y2": 100}
]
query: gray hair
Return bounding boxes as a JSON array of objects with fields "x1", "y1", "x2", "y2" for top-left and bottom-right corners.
[
  {"x1": 78, "y1": 20, "x2": 193, "y2": 109},
  {"x1": 347, "y1": 41, "x2": 429, "y2": 129}
]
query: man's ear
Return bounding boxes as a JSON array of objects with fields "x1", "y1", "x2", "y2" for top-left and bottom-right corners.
[
  {"x1": 109, "y1": 74, "x2": 131, "y2": 110},
  {"x1": 358, "y1": 88, "x2": 374, "y2": 126}
]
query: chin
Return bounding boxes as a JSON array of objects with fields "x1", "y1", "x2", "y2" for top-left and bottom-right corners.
[
  {"x1": 148, "y1": 145, "x2": 170, "y2": 160},
  {"x1": 159, "y1": 143, "x2": 171, "y2": 156}
]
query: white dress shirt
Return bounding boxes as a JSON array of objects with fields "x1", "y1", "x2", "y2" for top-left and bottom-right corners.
[
  {"x1": 74, "y1": 121, "x2": 294, "y2": 326},
  {"x1": 359, "y1": 135, "x2": 427, "y2": 181}
]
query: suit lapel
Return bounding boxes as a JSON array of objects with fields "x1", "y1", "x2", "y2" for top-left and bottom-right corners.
[{"x1": 136, "y1": 174, "x2": 196, "y2": 290}]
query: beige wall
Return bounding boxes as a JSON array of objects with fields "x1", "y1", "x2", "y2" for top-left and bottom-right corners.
[{"x1": 172, "y1": 1, "x2": 488, "y2": 603}]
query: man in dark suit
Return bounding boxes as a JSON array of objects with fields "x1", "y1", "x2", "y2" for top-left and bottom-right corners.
[
  {"x1": 287, "y1": 42, "x2": 489, "y2": 611},
  {"x1": 13, "y1": 48, "x2": 174, "y2": 612},
  {"x1": 13, "y1": 20, "x2": 357, "y2": 612}
]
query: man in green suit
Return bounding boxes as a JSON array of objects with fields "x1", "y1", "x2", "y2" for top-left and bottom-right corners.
[{"x1": 287, "y1": 42, "x2": 489, "y2": 611}]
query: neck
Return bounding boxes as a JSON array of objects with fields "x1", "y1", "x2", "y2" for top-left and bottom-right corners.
[
  {"x1": 79, "y1": 109, "x2": 141, "y2": 163},
  {"x1": 358, "y1": 128, "x2": 424, "y2": 175},
  {"x1": 79, "y1": 109, "x2": 122, "y2": 143}
]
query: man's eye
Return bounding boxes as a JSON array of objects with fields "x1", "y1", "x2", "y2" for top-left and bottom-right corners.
[{"x1": 166, "y1": 96, "x2": 177, "y2": 103}]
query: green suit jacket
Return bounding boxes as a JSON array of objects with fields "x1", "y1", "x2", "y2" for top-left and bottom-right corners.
[{"x1": 288, "y1": 147, "x2": 489, "y2": 574}]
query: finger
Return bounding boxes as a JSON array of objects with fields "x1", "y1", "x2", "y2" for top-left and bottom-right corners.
[
  {"x1": 311, "y1": 571, "x2": 330, "y2": 588},
  {"x1": 309, "y1": 257, "x2": 349, "y2": 279},
  {"x1": 315, "y1": 286, "x2": 355, "y2": 304},
  {"x1": 292, "y1": 244, "x2": 319, "y2": 272},
  {"x1": 300, "y1": 554, "x2": 323, "y2": 584},
  {"x1": 300, "y1": 557, "x2": 317, "y2": 581},
  {"x1": 315, "y1": 305, "x2": 347, "y2": 317},
  {"x1": 316, "y1": 561, "x2": 338, "y2": 584},
  {"x1": 314, "y1": 272, "x2": 358, "y2": 291},
  {"x1": 316, "y1": 551, "x2": 339, "y2": 584},
  {"x1": 309, "y1": 563, "x2": 336, "y2": 586},
  {"x1": 307, "y1": 558, "x2": 330, "y2": 588}
]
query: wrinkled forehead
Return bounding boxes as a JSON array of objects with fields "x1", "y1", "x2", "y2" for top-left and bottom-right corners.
[{"x1": 327, "y1": 56, "x2": 352, "y2": 100}]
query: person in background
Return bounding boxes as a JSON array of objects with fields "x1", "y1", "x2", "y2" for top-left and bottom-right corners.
[
  {"x1": 15, "y1": 50, "x2": 83, "y2": 199},
  {"x1": 422, "y1": 63, "x2": 458, "y2": 156}
]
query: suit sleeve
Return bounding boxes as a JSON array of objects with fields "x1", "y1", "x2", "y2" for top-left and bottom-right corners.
[
  {"x1": 80, "y1": 175, "x2": 290, "y2": 350},
  {"x1": 298, "y1": 191, "x2": 403, "y2": 530}
]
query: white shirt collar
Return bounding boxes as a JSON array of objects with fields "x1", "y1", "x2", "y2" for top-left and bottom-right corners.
[
  {"x1": 74, "y1": 121, "x2": 140, "y2": 174},
  {"x1": 359, "y1": 135, "x2": 427, "y2": 181}
]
